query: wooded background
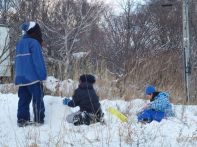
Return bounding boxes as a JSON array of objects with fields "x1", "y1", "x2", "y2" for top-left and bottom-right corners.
[{"x1": 0, "y1": 0, "x2": 197, "y2": 103}]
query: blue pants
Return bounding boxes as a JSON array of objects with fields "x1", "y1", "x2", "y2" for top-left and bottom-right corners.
[
  {"x1": 17, "y1": 82, "x2": 45, "y2": 123},
  {"x1": 137, "y1": 109, "x2": 164, "y2": 123}
]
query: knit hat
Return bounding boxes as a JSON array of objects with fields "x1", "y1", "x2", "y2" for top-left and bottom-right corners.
[
  {"x1": 21, "y1": 21, "x2": 40, "y2": 32},
  {"x1": 145, "y1": 85, "x2": 156, "y2": 95},
  {"x1": 21, "y1": 21, "x2": 43, "y2": 45},
  {"x1": 79, "y1": 74, "x2": 96, "y2": 84}
]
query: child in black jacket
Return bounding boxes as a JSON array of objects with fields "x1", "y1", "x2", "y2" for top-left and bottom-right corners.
[{"x1": 63, "y1": 74, "x2": 104, "y2": 126}]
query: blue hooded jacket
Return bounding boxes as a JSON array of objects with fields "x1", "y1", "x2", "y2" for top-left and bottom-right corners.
[
  {"x1": 148, "y1": 92, "x2": 174, "y2": 117},
  {"x1": 15, "y1": 34, "x2": 47, "y2": 86}
]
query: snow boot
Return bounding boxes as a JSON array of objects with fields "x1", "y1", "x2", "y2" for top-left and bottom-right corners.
[{"x1": 17, "y1": 119, "x2": 35, "y2": 127}]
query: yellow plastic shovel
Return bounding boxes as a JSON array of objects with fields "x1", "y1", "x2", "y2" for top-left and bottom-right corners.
[{"x1": 107, "y1": 107, "x2": 128, "y2": 123}]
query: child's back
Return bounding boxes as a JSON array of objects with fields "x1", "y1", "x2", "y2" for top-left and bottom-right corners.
[
  {"x1": 68, "y1": 82, "x2": 101, "y2": 115},
  {"x1": 63, "y1": 74, "x2": 103, "y2": 125}
]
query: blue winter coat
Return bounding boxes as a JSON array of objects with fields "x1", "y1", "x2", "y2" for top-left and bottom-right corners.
[
  {"x1": 137, "y1": 92, "x2": 174, "y2": 123},
  {"x1": 15, "y1": 34, "x2": 47, "y2": 86},
  {"x1": 148, "y1": 92, "x2": 174, "y2": 117}
]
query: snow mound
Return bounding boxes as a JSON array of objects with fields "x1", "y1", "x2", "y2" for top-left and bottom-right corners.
[
  {"x1": 44, "y1": 76, "x2": 77, "y2": 96},
  {"x1": 72, "y1": 52, "x2": 89, "y2": 60}
]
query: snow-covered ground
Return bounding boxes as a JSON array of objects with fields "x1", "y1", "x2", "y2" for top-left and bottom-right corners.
[{"x1": 0, "y1": 92, "x2": 197, "y2": 147}]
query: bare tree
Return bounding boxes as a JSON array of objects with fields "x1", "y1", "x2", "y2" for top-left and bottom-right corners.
[
  {"x1": 1, "y1": 0, "x2": 195, "y2": 100},
  {"x1": 40, "y1": 0, "x2": 105, "y2": 78},
  {"x1": 93, "y1": 0, "x2": 184, "y2": 98},
  {"x1": 0, "y1": 24, "x2": 11, "y2": 81},
  {"x1": 0, "y1": 0, "x2": 13, "y2": 23}
]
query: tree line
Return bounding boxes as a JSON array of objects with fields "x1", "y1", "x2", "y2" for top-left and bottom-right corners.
[{"x1": 0, "y1": 0, "x2": 197, "y2": 101}]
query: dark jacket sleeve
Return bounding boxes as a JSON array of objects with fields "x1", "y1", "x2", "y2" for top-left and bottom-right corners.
[
  {"x1": 30, "y1": 40, "x2": 47, "y2": 80},
  {"x1": 68, "y1": 89, "x2": 80, "y2": 107}
]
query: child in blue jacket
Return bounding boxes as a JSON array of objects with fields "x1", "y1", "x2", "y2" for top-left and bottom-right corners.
[
  {"x1": 137, "y1": 85, "x2": 174, "y2": 123},
  {"x1": 15, "y1": 21, "x2": 47, "y2": 127}
]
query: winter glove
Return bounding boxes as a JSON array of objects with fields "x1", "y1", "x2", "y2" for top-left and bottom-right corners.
[
  {"x1": 63, "y1": 98, "x2": 71, "y2": 105},
  {"x1": 143, "y1": 103, "x2": 150, "y2": 109}
]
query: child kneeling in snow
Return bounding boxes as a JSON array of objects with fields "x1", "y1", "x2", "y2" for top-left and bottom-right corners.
[
  {"x1": 137, "y1": 85, "x2": 174, "y2": 123},
  {"x1": 63, "y1": 74, "x2": 104, "y2": 126}
]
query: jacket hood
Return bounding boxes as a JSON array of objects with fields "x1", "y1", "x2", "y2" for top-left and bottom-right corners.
[{"x1": 79, "y1": 83, "x2": 93, "y2": 89}]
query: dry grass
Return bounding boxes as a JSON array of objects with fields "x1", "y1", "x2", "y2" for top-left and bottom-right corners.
[
  {"x1": 1, "y1": 51, "x2": 197, "y2": 104},
  {"x1": 28, "y1": 143, "x2": 39, "y2": 147},
  {"x1": 0, "y1": 83, "x2": 17, "y2": 93}
]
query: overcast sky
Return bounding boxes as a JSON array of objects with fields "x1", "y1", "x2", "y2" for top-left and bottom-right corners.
[
  {"x1": 98, "y1": 0, "x2": 146, "y2": 13},
  {"x1": 101, "y1": 0, "x2": 146, "y2": 6}
]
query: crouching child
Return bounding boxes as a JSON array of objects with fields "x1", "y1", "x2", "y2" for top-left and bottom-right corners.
[
  {"x1": 63, "y1": 74, "x2": 104, "y2": 126},
  {"x1": 137, "y1": 85, "x2": 175, "y2": 123}
]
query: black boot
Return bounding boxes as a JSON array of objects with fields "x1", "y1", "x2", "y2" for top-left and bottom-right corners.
[
  {"x1": 34, "y1": 118, "x2": 44, "y2": 125},
  {"x1": 17, "y1": 119, "x2": 33, "y2": 127}
]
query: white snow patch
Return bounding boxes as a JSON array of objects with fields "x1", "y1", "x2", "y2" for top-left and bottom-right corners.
[
  {"x1": 72, "y1": 52, "x2": 89, "y2": 60},
  {"x1": 0, "y1": 93, "x2": 197, "y2": 147},
  {"x1": 44, "y1": 76, "x2": 77, "y2": 96},
  {"x1": 44, "y1": 76, "x2": 60, "y2": 92}
]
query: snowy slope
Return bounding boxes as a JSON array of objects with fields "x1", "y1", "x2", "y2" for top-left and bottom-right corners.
[{"x1": 0, "y1": 93, "x2": 197, "y2": 147}]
